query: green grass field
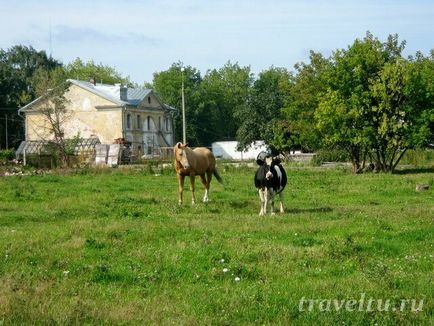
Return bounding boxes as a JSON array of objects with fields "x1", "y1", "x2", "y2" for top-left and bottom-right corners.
[{"x1": 0, "y1": 164, "x2": 433, "y2": 325}]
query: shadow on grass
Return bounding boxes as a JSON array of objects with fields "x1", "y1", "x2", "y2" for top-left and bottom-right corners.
[
  {"x1": 393, "y1": 167, "x2": 434, "y2": 175},
  {"x1": 286, "y1": 206, "x2": 333, "y2": 214}
]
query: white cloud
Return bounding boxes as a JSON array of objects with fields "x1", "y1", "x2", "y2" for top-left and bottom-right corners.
[{"x1": 0, "y1": 0, "x2": 433, "y2": 83}]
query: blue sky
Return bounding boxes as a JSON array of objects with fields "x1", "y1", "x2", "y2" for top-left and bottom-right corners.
[{"x1": 1, "y1": 0, "x2": 433, "y2": 84}]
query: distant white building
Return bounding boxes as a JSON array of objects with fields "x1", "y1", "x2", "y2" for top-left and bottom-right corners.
[{"x1": 211, "y1": 141, "x2": 268, "y2": 160}]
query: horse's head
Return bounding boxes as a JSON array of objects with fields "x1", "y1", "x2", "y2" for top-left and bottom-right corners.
[{"x1": 174, "y1": 142, "x2": 190, "y2": 170}]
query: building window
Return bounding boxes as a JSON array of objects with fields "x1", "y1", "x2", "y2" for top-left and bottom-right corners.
[
  {"x1": 158, "y1": 117, "x2": 161, "y2": 130},
  {"x1": 165, "y1": 117, "x2": 170, "y2": 131},
  {"x1": 137, "y1": 115, "x2": 141, "y2": 129},
  {"x1": 147, "y1": 116, "x2": 151, "y2": 130},
  {"x1": 127, "y1": 114, "x2": 131, "y2": 129},
  {"x1": 148, "y1": 96, "x2": 151, "y2": 104}
]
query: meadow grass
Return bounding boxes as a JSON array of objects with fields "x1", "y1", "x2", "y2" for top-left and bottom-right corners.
[{"x1": 0, "y1": 164, "x2": 433, "y2": 325}]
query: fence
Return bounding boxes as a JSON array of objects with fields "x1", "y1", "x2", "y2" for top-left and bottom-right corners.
[{"x1": 15, "y1": 138, "x2": 174, "y2": 167}]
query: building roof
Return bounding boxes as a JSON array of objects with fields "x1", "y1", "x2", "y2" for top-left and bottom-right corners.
[
  {"x1": 19, "y1": 79, "x2": 176, "y2": 113},
  {"x1": 68, "y1": 79, "x2": 152, "y2": 106}
]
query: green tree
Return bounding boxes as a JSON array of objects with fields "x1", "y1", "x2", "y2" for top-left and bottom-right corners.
[
  {"x1": 315, "y1": 32, "x2": 406, "y2": 172},
  {"x1": 406, "y1": 51, "x2": 434, "y2": 147},
  {"x1": 369, "y1": 61, "x2": 409, "y2": 171},
  {"x1": 64, "y1": 58, "x2": 131, "y2": 86},
  {"x1": 200, "y1": 62, "x2": 252, "y2": 144},
  {"x1": 152, "y1": 62, "x2": 203, "y2": 146},
  {"x1": 0, "y1": 45, "x2": 60, "y2": 148},
  {"x1": 236, "y1": 67, "x2": 291, "y2": 152},
  {"x1": 31, "y1": 66, "x2": 71, "y2": 166},
  {"x1": 282, "y1": 51, "x2": 329, "y2": 152}
]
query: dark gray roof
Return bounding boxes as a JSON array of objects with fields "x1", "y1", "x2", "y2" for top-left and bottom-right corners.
[{"x1": 127, "y1": 87, "x2": 152, "y2": 106}]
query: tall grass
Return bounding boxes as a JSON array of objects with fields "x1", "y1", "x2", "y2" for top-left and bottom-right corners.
[{"x1": 0, "y1": 165, "x2": 433, "y2": 324}]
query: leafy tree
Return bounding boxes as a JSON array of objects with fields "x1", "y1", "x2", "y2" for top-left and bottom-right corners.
[
  {"x1": 0, "y1": 45, "x2": 60, "y2": 148},
  {"x1": 31, "y1": 66, "x2": 71, "y2": 166},
  {"x1": 315, "y1": 32, "x2": 406, "y2": 172},
  {"x1": 369, "y1": 61, "x2": 409, "y2": 171},
  {"x1": 406, "y1": 51, "x2": 434, "y2": 147},
  {"x1": 152, "y1": 62, "x2": 203, "y2": 146},
  {"x1": 282, "y1": 51, "x2": 329, "y2": 152},
  {"x1": 236, "y1": 67, "x2": 291, "y2": 152},
  {"x1": 64, "y1": 58, "x2": 131, "y2": 86},
  {"x1": 197, "y1": 62, "x2": 252, "y2": 145}
]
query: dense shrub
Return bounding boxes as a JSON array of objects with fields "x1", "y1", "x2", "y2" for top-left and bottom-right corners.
[
  {"x1": 400, "y1": 149, "x2": 434, "y2": 166},
  {"x1": 0, "y1": 149, "x2": 15, "y2": 161},
  {"x1": 312, "y1": 149, "x2": 350, "y2": 165}
]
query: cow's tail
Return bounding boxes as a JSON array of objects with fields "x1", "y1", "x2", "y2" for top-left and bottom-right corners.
[{"x1": 213, "y1": 168, "x2": 223, "y2": 184}]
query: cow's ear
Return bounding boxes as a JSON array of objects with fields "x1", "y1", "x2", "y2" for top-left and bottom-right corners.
[
  {"x1": 184, "y1": 143, "x2": 189, "y2": 148},
  {"x1": 177, "y1": 143, "x2": 182, "y2": 149}
]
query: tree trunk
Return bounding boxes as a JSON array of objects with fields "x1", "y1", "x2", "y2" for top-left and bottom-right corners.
[{"x1": 391, "y1": 148, "x2": 408, "y2": 172}]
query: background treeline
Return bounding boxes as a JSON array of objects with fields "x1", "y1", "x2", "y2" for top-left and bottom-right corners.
[{"x1": 1, "y1": 32, "x2": 433, "y2": 172}]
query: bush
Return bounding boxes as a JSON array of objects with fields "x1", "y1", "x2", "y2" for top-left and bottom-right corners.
[
  {"x1": 0, "y1": 149, "x2": 15, "y2": 161},
  {"x1": 312, "y1": 148, "x2": 350, "y2": 166},
  {"x1": 399, "y1": 149, "x2": 434, "y2": 166}
]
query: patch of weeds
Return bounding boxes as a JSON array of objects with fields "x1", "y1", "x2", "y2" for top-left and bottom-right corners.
[
  {"x1": 232, "y1": 263, "x2": 262, "y2": 281},
  {"x1": 298, "y1": 258, "x2": 314, "y2": 269},
  {"x1": 108, "y1": 230, "x2": 123, "y2": 240},
  {"x1": 377, "y1": 221, "x2": 394, "y2": 232},
  {"x1": 85, "y1": 238, "x2": 107, "y2": 250},
  {"x1": 52, "y1": 208, "x2": 74, "y2": 219},
  {"x1": 14, "y1": 184, "x2": 37, "y2": 201},
  {"x1": 244, "y1": 250, "x2": 272, "y2": 263},
  {"x1": 229, "y1": 200, "x2": 250, "y2": 209},
  {"x1": 292, "y1": 236, "x2": 323, "y2": 247},
  {"x1": 327, "y1": 235, "x2": 363, "y2": 260},
  {"x1": 91, "y1": 263, "x2": 135, "y2": 284},
  {"x1": 370, "y1": 239, "x2": 401, "y2": 257},
  {"x1": 123, "y1": 210, "x2": 144, "y2": 219}
]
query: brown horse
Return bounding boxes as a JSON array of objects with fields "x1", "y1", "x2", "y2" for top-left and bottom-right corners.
[{"x1": 174, "y1": 142, "x2": 222, "y2": 204}]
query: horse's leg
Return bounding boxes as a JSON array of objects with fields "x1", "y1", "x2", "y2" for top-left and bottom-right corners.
[
  {"x1": 200, "y1": 175, "x2": 209, "y2": 202},
  {"x1": 178, "y1": 174, "x2": 185, "y2": 205},
  {"x1": 189, "y1": 174, "x2": 196, "y2": 205},
  {"x1": 279, "y1": 192, "x2": 284, "y2": 213},
  {"x1": 205, "y1": 170, "x2": 213, "y2": 202}
]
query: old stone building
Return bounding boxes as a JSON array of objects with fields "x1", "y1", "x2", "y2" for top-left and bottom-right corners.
[{"x1": 18, "y1": 79, "x2": 176, "y2": 157}]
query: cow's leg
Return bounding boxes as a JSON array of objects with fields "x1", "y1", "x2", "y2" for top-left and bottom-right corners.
[
  {"x1": 178, "y1": 174, "x2": 185, "y2": 205},
  {"x1": 258, "y1": 189, "x2": 265, "y2": 216},
  {"x1": 270, "y1": 190, "x2": 276, "y2": 215},
  {"x1": 264, "y1": 188, "x2": 270, "y2": 215},
  {"x1": 279, "y1": 192, "x2": 284, "y2": 213},
  {"x1": 189, "y1": 174, "x2": 196, "y2": 205},
  {"x1": 200, "y1": 174, "x2": 209, "y2": 202}
]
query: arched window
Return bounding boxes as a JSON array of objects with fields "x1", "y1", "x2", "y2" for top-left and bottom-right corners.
[
  {"x1": 147, "y1": 116, "x2": 151, "y2": 130},
  {"x1": 126, "y1": 114, "x2": 131, "y2": 129},
  {"x1": 137, "y1": 115, "x2": 141, "y2": 129}
]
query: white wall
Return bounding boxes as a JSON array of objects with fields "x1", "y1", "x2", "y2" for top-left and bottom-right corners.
[{"x1": 211, "y1": 141, "x2": 268, "y2": 160}]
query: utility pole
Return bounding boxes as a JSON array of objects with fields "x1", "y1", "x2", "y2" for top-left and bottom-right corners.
[{"x1": 181, "y1": 67, "x2": 186, "y2": 144}]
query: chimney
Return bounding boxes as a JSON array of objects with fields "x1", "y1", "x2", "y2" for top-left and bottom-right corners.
[{"x1": 120, "y1": 85, "x2": 128, "y2": 101}]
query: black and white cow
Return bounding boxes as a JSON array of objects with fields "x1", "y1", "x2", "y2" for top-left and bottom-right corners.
[{"x1": 254, "y1": 152, "x2": 287, "y2": 215}]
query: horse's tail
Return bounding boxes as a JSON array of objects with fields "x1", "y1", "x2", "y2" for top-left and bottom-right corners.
[{"x1": 213, "y1": 169, "x2": 223, "y2": 184}]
